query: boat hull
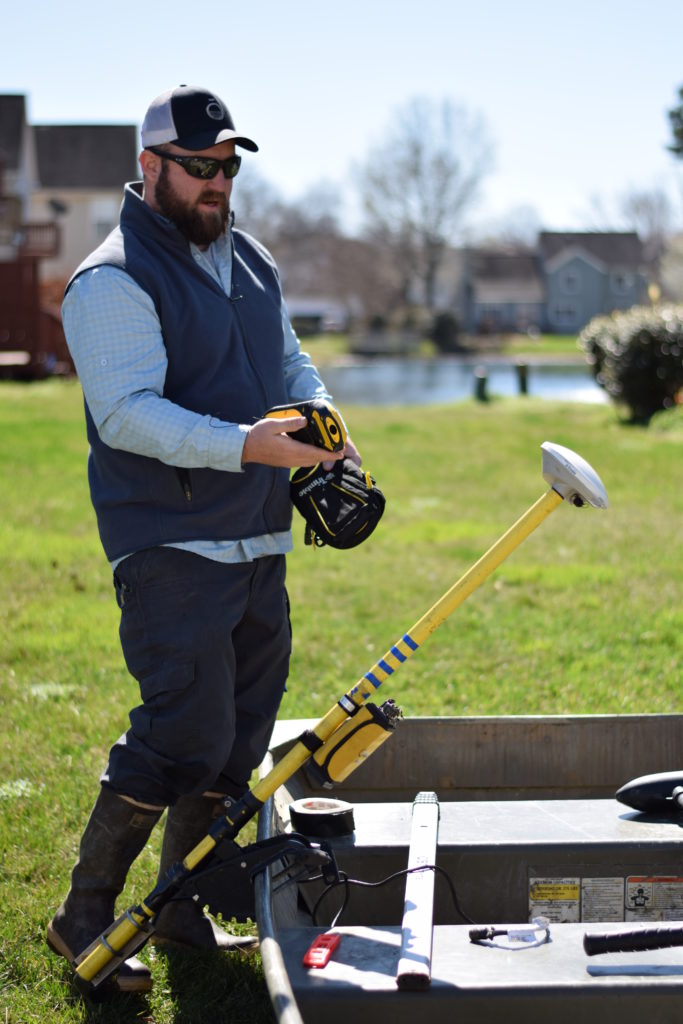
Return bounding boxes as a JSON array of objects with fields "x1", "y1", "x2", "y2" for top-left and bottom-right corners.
[{"x1": 256, "y1": 715, "x2": 683, "y2": 1024}]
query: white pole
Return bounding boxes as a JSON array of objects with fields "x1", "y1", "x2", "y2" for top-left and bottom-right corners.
[{"x1": 396, "y1": 791, "x2": 440, "y2": 990}]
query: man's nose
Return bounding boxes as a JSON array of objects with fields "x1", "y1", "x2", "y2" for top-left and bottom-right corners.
[{"x1": 211, "y1": 168, "x2": 230, "y2": 189}]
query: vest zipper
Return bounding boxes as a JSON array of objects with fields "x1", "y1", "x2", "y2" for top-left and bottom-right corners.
[
  {"x1": 229, "y1": 242, "x2": 269, "y2": 409},
  {"x1": 176, "y1": 468, "x2": 192, "y2": 502},
  {"x1": 230, "y1": 236, "x2": 284, "y2": 533}
]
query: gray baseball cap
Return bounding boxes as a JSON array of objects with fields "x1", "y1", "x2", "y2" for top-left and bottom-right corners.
[{"x1": 141, "y1": 85, "x2": 258, "y2": 152}]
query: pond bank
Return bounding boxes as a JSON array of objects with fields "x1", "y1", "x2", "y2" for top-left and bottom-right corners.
[{"x1": 321, "y1": 355, "x2": 604, "y2": 406}]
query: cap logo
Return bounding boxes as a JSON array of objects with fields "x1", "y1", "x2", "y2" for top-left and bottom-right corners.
[{"x1": 205, "y1": 98, "x2": 225, "y2": 121}]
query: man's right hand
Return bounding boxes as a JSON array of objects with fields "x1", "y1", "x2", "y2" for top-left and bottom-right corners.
[{"x1": 241, "y1": 415, "x2": 345, "y2": 469}]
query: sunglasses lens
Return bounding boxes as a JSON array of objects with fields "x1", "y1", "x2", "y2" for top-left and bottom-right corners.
[
  {"x1": 185, "y1": 159, "x2": 218, "y2": 179},
  {"x1": 184, "y1": 156, "x2": 241, "y2": 179},
  {"x1": 225, "y1": 156, "x2": 241, "y2": 178}
]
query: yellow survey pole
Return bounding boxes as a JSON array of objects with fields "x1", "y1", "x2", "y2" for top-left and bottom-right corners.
[
  {"x1": 76, "y1": 485, "x2": 564, "y2": 989},
  {"x1": 249, "y1": 486, "x2": 563, "y2": 804}
]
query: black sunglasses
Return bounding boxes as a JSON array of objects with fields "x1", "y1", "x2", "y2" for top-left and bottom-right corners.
[{"x1": 146, "y1": 147, "x2": 241, "y2": 180}]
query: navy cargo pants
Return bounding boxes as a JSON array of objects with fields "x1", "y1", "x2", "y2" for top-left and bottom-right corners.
[{"x1": 103, "y1": 547, "x2": 291, "y2": 807}]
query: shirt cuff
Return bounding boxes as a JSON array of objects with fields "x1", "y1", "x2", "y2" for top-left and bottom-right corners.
[{"x1": 207, "y1": 419, "x2": 250, "y2": 472}]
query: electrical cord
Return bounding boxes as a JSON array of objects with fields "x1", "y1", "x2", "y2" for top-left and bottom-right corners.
[
  {"x1": 278, "y1": 855, "x2": 549, "y2": 946},
  {"x1": 299, "y1": 863, "x2": 475, "y2": 928}
]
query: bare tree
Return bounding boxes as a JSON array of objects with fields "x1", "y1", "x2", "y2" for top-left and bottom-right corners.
[
  {"x1": 660, "y1": 233, "x2": 683, "y2": 300},
  {"x1": 620, "y1": 188, "x2": 674, "y2": 275},
  {"x1": 230, "y1": 165, "x2": 286, "y2": 247},
  {"x1": 584, "y1": 186, "x2": 676, "y2": 284},
  {"x1": 357, "y1": 97, "x2": 493, "y2": 311},
  {"x1": 470, "y1": 204, "x2": 541, "y2": 250},
  {"x1": 268, "y1": 188, "x2": 398, "y2": 322},
  {"x1": 232, "y1": 165, "x2": 411, "y2": 324}
]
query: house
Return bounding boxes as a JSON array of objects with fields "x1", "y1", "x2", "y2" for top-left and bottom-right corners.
[
  {"x1": 461, "y1": 232, "x2": 648, "y2": 334},
  {"x1": 284, "y1": 297, "x2": 349, "y2": 335},
  {"x1": 0, "y1": 93, "x2": 137, "y2": 282},
  {"x1": 0, "y1": 94, "x2": 40, "y2": 257},
  {"x1": 0, "y1": 94, "x2": 137, "y2": 375},
  {"x1": 30, "y1": 123, "x2": 138, "y2": 281},
  {"x1": 538, "y1": 231, "x2": 647, "y2": 333},
  {"x1": 464, "y1": 250, "x2": 544, "y2": 334}
]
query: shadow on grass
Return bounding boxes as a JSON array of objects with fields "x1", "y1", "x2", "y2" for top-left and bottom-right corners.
[
  {"x1": 153, "y1": 946, "x2": 274, "y2": 1024},
  {"x1": 42, "y1": 946, "x2": 274, "y2": 1024},
  {"x1": 45, "y1": 959, "x2": 152, "y2": 1024}
]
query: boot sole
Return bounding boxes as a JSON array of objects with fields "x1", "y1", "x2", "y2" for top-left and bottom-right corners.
[{"x1": 46, "y1": 921, "x2": 153, "y2": 993}]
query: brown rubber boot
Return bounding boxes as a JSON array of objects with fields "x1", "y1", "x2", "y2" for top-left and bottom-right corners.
[
  {"x1": 152, "y1": 793, "x2": 258, "y2": 953},
  {"x1": 47, "y1": 786, "x2": 164, "y2": 992}
]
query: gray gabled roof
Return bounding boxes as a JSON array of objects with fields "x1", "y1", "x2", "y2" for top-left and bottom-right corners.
[
  {"x1": 0, "y1": 94, "x2": 27, "y2": 171},
  {"x1": 469, "y1": 251, "x2": 545, "y2": 302},
  {"x1": 33, "y1": 124, "x2": 138, "y2": 189},
  {"x1": 470, "y1": 251, "x2": 540, "y2": 282},
  {"x1": 538, "y1": 231, "x2": 644, "y2": 268}
]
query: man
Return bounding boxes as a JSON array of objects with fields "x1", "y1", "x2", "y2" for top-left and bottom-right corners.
[{"x1": 47, "y1": 84, "x2": 360, "y2": 993}]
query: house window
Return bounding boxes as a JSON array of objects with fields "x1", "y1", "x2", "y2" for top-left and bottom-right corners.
[
  {"x1": 560, "y1": 270, "x2": 580, "y2": 295},
  {"x1": 90, "y1": 198, "x2": 119, "y2": 245},
  {"x1": 611, "y1": 270, "x2": 633, "y2": 295},
  {"x1": 94, "y1": 220, "x2": 115, "y2": 242},
  {"x1": 554, "y1": 305, "x2": 578, "y2": 327}
]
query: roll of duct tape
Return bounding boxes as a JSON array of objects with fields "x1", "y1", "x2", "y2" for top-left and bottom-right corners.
[{"x1": 289, "y1": 797, "x2": 355, "y2": 837}]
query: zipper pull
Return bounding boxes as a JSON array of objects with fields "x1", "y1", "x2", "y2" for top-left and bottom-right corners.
[{"x1": 176, "y1": 469, "x2": 192, "y2": 502}]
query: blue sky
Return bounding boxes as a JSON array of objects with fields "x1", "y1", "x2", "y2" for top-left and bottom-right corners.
[{"x1": 5, "y1": 0, "x2": 683, "y2": 235}]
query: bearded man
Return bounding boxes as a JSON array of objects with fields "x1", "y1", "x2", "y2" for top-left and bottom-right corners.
[{"x1": 47, "y1": 84, "x2": 359, "y2": 992}]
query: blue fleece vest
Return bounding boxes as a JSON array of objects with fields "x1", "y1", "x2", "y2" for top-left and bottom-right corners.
[{"x1": 67, "y1": 182, "x2": 290, "y2": 562}]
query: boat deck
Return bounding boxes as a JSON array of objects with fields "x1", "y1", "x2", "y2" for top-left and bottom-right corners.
[
  {"x1": 256, "y1": 716, "x2": 683, "y2": 1024},
  {"x1": 280, "y1": 798, "x2": 683, "y2": 926},
  {"x1": 277, "y1": 921, "x2": 683, "y2": 1024}
]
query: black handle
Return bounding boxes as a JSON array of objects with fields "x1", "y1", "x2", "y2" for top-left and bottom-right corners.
[{"x1": 584, "y1": 926, "x2": 683, "y2": 955}]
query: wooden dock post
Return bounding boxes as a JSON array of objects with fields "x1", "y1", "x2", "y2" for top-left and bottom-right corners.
[
  {"x1": 516, "y1": 360, "x2": 529, "y2": 395},
  {"x1": 473, "y1": 365, "x2": 488, "y2": 401}
]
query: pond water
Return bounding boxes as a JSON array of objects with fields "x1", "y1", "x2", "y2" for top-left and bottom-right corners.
[{"x1": 321, "y1": 358, "x2": 607, "y2": 406}]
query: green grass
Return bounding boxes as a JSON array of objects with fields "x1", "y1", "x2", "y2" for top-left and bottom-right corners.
[
  {"x1": 497, "y1": 332, "x2": 582, "y2": 358},
  {"x1": 1, "y1": 380, "x2": 681, "y2": 1022},
  {"x1": 300, "y1": 332, "x2": 582, "y2": 365}
]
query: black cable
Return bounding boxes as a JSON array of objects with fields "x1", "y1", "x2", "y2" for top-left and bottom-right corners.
[{"x1": 305, "y1": 863, "x2": 474, "y2": 927}]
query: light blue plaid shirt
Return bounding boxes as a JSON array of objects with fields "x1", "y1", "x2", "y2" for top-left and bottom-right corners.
[{"x1": 62, "y1": 220, "x2": 332, "y2": 567}]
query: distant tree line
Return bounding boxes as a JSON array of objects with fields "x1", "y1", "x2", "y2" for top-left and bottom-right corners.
[{"x1": 231, "y1": 93, "x2": 683, "y2": 331}]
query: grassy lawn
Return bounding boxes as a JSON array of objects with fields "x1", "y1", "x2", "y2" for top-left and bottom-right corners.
[
  {"x1": 497, "y1": 332, "x2": 581, "y2": 358},
  {"x1": 300, "y1": 331, "x2": 582, "y2": 365},
  {"x1": 1, "y1": 379, "x2": 681, "y2": 1023}
]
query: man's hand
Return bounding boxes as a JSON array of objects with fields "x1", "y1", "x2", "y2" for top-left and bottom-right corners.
[
  {"x1": 323, "y1": 434, "x2": 362, "y2": 471},
  {"x1": 242, "y1": 415, "x2": 346, "y2": 468}
]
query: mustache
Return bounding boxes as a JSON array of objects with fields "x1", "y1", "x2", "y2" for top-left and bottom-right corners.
[{"x1": 197, "y1": 190, "x2": 228, "y2": 207}]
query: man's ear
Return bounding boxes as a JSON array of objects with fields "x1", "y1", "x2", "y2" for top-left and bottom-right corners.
[{"x1": 139, "y1": 148, "x2": 161, "y2": 183}]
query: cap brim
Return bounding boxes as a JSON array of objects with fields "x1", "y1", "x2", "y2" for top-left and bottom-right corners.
[{"x1": 174, "y1": 128, "x2": 258, "y2": 152}]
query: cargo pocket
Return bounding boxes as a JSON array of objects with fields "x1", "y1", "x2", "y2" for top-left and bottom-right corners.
[
  {"x1": 132, "y1": 660, "x2": 200, "y2": 759},
  {"x1": 139, "y1": 660, "x2": 196, "y2": 706}
]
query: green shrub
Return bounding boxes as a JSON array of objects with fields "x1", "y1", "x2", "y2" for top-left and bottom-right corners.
[
  {"x1": 578, "y1": 305, "x2": 683, "y2": 423},
  {"x1": 430, "y1": 310, "x2": 461, "y2": 352}
]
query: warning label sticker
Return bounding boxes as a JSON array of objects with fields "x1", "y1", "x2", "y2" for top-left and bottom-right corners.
[
  {"x1": 581, "y1": 877, "x2": 624, "y2": 922},
  {"x1": 529, "y1": 878, "x2": 580, "y2": 922},
  {"x1": 625, "y1": 876, "x2": 683, "y2": 921},
  {"x1": 529, "y1": 875, "x2": 683, "y2": 922}
]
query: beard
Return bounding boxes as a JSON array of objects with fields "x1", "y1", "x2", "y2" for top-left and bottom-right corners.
[{"x1": 155, "y1": 162, "x2": 230, "y2": 246}]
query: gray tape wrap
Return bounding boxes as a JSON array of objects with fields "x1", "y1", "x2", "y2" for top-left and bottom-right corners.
[{"x1": 289, "y1": 797, "x2": 355, "y2": 837}]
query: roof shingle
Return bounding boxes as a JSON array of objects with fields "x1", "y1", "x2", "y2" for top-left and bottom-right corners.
[
  {"x1": 33, "y1": 124, "x2": 138, "y2": 189},
  {"x1": 0, "y1": 94, "x2": 28, "y2": 171}
]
